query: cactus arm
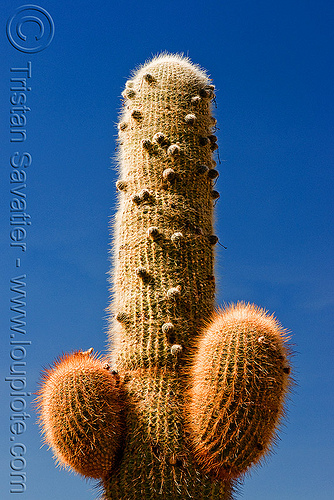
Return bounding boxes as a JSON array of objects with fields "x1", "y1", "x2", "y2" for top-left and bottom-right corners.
[
  {"x1": 36, "y1": 351, "x2": 123, "y2": 480},
  {"x1": 185, "y1": 302, "x2": 292, "y2": 480}
]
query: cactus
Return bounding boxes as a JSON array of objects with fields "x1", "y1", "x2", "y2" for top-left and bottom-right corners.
[{"x1": 37, "y1": 54, "x2": 292, "y2": 500}]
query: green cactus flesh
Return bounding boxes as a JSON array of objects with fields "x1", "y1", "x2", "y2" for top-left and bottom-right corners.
[{"x1": 37, "y1": 54, "x2": 292, "y2": 500}]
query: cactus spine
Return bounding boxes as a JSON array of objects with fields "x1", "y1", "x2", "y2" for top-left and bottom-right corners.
[{"x1": 37, "y1": 54, "x2": 291, "y2": 500}]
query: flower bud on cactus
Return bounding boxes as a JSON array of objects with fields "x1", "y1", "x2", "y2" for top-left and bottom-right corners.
[
  {"x1": 36, "y1": 351, "x2": 123, "y2": 479},
  {"x1": 186, "y1": 302, "x2": 292, "y2": 480}
]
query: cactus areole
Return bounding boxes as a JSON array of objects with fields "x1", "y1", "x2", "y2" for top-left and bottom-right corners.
[{"x1": 37, "y1": 54, "x2": 292, "y2": 500}]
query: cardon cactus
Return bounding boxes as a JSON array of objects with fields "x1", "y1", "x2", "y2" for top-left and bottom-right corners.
[{"x1": 37, "y1": 54, "x2": 292, "y2": 500}]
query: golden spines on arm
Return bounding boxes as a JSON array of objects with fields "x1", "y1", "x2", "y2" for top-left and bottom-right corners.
[
  {"x1": 36, "y1": 351, "x2": 124, "y2": 479},
  {"x1": 185, "y1": 302, "x2": 292, "y2": 480}
]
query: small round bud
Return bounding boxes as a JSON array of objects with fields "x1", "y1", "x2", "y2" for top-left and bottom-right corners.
[
  {"x1": 167, "y1": 286, "x2": 181, "y2": 299},
  {"x1": 208, "y1": 235, "x2": 219, "y2": 245},
  {"x1": 141, "y1": 139, "x2": 152, "y2": 149},
  {"x1": 163, "y1": 168, "x2": 176, "y2": 182},
  {"x1": 122, "y1": 89, "x2": 136, "y2": 99},
  {"x1": 199, "y1": 136, "x2": 210, "y2": 146},
  {"x1": 191, "y1": 96, "x2": 201, "y2": 105},
  {"x1": 199, "y1": 88, "x2": 210, "y2": 98},
  {"x1": 200, "y1": 86, "x2": 215, "y2": 99},
  {"x1": 211, "y1": 143, "x2": 219, "y2": 151},
  {"x1": 171, "y1": 344, "x2": 183, "y2": 355},
  {"x1": 162, "y1": 323, "x2": 175, "y2": 335},
  {"x1": 115, "y1": 311, "x2": 128, "y2": 323},
  {"x1": 208, "y1": 134, "x2": 218, "y2": 143},
  {"x1": 211, "y1": 190, "x2": 220, "y2": 200},
  {"x1": 143, "y1": 73, "x2": 155, "y2": 83},
  {"x1": 116, "y1": 180, "x2": 127, "y2": 191},
  {"x1": 125, "y1": 80, "x2": 134, "y2": 88},
  {"x1": 207, "y1": 169, "x2": 219, "y2": 180},
  {"x1": 153, "y1": 132, "x2": 166, "y2": 144},
  {"x1": 135, "y1": 267, "x2": 149, "y2": 279},
  {"x1": 118, "y1": 121, "x2": 128, "y2": 131},
  {"x1": 167, "y1": 144, "x2": 180, "y2": 156},
  {"x1": 141, "y1": 139, "x2": 152, "y2": 150},
  {"x1": 139, "y1": 189, "x2": 150, "y2": 201},
  {"x1": 132, "y1": 194, "x2": 141, "y2": 204},
  {"x1": 171, "y1": 232, "x2": 183, "y2": 243},
  {"x1": 131, "y1": 110, "x2": 142, "y2": 120},
  {"x1": 185, "y1": 114, "x2": 196, "y2": 125},
  {"x1": 147, "y1": 226, "x2": 160, "y2": 239},
  {"x1": 197, "y1": 164, "x2": 209, "y2": 174}
]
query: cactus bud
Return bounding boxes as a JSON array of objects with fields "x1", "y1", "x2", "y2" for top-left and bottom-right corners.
[
  {"x1": 143, "y1": 73, "x2": 155, "y2": 84},
  {"x1": 171, "y1": 232, "x2": 184, "y2": 244},
  {"x1": 162, "y1": 322, "x2": 175, "y2": 335},
  {"x1": 185, "y1": 113, "x2": 197, "y2": 125},
  {"x1": 163, "y1": 168, "x2": 177, "y2": 182},
  {"x1": 116, "y1": 180, "x2": 127, "y2": 191},
  {"x1": 167, "y1": 144, "x2": 181, "y2": 156},
  {"x1": 147, "y1": 226, "x2": 160, "y2": 239},
  {"x1": 197, "y1": 164, "x2": 209, "y2": 174},
  {"x1": 170, "y1": 344, "x2": 183, "y2": 355},
  {"x1": 207, "y1": 169, "x2": 219, "y2": 180},
  {"x1": 167, "y1": 285, "x2": 181, "y2": 300}
]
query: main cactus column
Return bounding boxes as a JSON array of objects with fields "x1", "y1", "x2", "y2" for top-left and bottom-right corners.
[{"x1": 106, "y1": 54, "x2": 231, "y2": 498}]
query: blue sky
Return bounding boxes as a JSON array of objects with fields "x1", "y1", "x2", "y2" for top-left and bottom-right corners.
[{"x1": 0, "y1": 0, "x2": 333, "y2": 498}]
